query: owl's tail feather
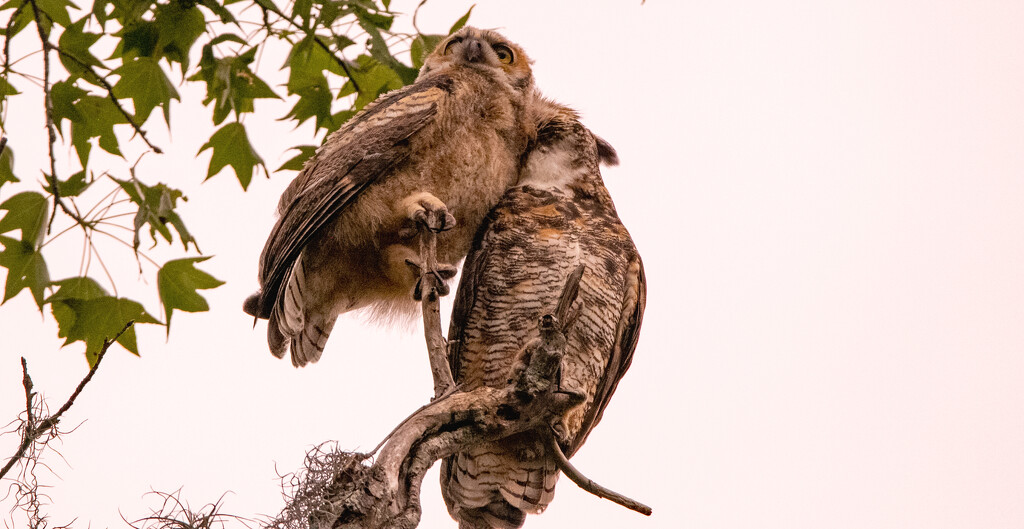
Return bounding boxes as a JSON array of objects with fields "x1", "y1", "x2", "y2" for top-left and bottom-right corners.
[
  {"x1": 265, "y1": 254, "x2": 338, "y2": 367},
  {"x1": 441, "y1": 439, "x2": 558, "y2": 529},
  {"x1": 456, "y1": 502, "x2": 525, "y2": 529},
  {"x1": 289, "y1": 314, "x2": 336, "y2": 367}
]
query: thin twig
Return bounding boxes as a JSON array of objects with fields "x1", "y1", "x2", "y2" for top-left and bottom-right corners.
[
  {"x1": 92, "y1": 226, "x2": 160, "y2": 270},
  {"x1": 85, "y1": 233, "x2": 118, "y2": 296},
  {"x1": 0, "y1": 360, "x2": 35, "y2": 480},
  {"x1": 412, "y1": 0, "x2": 432, "y2": 37},
  {"x1": 46, "y1": 320, "x2": 131, "y2": 427},
  {"x1": 22, "y1": 0, "x2": 104, "y2": 238},
  {"x1": 545, "y1": 429, "x2": 653, "y2": 516},
  {"x1": 26, "y1": 0, "x2": 60, "y2": 233},
  {"x1": 0, "y1": 321, "x2": 132, "y2": 480},
  {"x1": 2, "y1": 1, "x2": 26, "y2": 77}
]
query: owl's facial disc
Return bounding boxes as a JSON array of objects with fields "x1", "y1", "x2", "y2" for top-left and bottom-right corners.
[{"x1": 418, "y1": 27, "x2": 532, "y2": 90}]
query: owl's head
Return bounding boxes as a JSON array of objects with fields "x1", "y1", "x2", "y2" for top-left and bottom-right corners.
[
  {"x1": 531, "y1": 96, "x2": 619, "y2": 167},
  {"x1": 418, "y1": 27, "x2": 533, "y2": 92}
]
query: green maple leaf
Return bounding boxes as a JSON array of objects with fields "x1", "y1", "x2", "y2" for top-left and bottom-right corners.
[
  {"x1": 0, "y1": 191, "x2": 49, "y2": 248},
  {"x1": 50, "y1": 80, "x2": 87, "y2": 130},
  {"x1": 51, "y1": 294, "x2": 161, "y2": 366},
  {"x1": 0, "y1": 144, "x2": 17, "y2": 189},
  {"x1": 198, "y1": 122, "x2": 264, "y2": 189},
  {"x1": 67, "y1": 93, "x2": 128, "y2": 168},
  {"x1": 157, "y1": 256, "x2": 224, "y2": 334},
  {"x1": 0, "y1": 235, "x2": 50, "y2": 308},
  {"x1": 0, "y1": 75, "x2": 19, "y2": 117},
  {"x1": 284, "y1": 70, "x2": 333, "y2": 130},
  {"x1": 410, "y1": 34, "x2": 442, "y2": 70},
  {"x1": 153, "y1": 1, "x2": 205, "y2": 70},
  {"x1": 277, "y1": 145, "x2": 317, "y2": 172},
  {"x1": 448, "y1": 5, "x2": 474, "y2": 34},
  {"x1": 43, "y1": 170, "x2": 92, "y2": 197},
  {"x1": 34, "y1": 0, "x2": 76, "y2": 28},
  {"x1": 345, "y1": 55, "x2": 404, "y2": 111},
  {"x1": 47, "y1": 276, "x2": 107, "y2": 301},
  {"x1": 112, "y1": 177, "x2": 194, "y2": 250},
  {"x1": 354, "y1": 10, "x2": 416, "y2": 85},
  {"x1": 0, "y1": 0, "x2": 33, "y2": 37},
  {"x1": 197, "y1": 0, "x2": 236, "y2": 24},
  {"x1": 190, "y1": 41, "x2": 279, "y2": 124},
  {"x1": 58, "y1": 18, "x2": 103, "y2": 79},
  {"x1": 113, "y1": 57, "x2": 180, "y2": 124}
]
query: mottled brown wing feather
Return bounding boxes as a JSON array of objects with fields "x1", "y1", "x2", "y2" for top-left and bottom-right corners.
[
  {"x1": 566, "y1": 255, "x2": 647, "y2": 457},
  {"x1": 445, "y1": 217, "x2": 493, "y2": 380},
  {"x1": 254, "y1": 76, "x2": 454, "y2": 317}
]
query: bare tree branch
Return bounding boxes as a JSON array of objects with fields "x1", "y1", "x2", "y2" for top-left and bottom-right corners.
[
  {"x1": 545, "y1": 429, "x2": 652, "y2": 516},
  {"x1": 0, "y1": 320, "x2": 134, "y2": 481},
  {"x1": 415, "y1": 221, "x2": 454, "y2": 399},
  {"x1": 25, "y1": 0, "x2": 61, "y2": 233},
  {"x1": 270, "y1": 224, "x2": 650, "y2": 529}
]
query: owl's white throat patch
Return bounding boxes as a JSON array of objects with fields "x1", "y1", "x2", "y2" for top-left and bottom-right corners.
[{"x1": 518, "y1": 146, "x2": 583, "y2": 190}]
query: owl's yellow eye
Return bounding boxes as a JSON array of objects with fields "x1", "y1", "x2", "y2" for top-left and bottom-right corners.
[
  {"x1": 492, "y1": 44, "x2": 514, "y2": 64},
  {"x1": 444, "y1": 37, "x2": 463, "y2": 55}
]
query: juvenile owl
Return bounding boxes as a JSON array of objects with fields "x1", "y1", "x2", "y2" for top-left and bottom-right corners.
[
  {"x1": 243, "y1": 28, "x2": 536, "y2": 366},
  {"x1": 440, "y1": 99, "x2": 646, "y2": 529}
]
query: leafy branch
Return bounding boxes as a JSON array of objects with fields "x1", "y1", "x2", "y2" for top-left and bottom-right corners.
[{"x1": 0, "y1": 0, "x2": 470, "y2": 366}]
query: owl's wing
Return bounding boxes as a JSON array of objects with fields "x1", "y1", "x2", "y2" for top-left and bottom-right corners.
[
  {"x1": 565, "y1": 255, "x2": 646, "y2": 457},
  {"x1": 445, "y1": 220, "x2": 491, "y2": 380},
  {"x1": 254, "y1": 76, "x2": 454, "y2": 318}
]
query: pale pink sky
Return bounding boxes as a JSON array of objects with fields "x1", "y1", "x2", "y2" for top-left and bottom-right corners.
[{"x1": 2, "y1": 1, "x2": 1024, "y2": 528}]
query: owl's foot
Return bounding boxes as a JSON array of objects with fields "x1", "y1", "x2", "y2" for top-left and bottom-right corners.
[
  {"x1": 405, "y1": 258, "x2": 457, "y2": 301},
  {"x1": 555, "y1": 380, "x2": 587, "y2": 408},
  {"x1": 397, "y1": 192, "x2": 457, "y2": 238}
]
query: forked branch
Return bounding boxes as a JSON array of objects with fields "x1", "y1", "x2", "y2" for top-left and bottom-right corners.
[
  {"x1": 270, "y1": 219, "x2": 651, "y2": 528},
  {"x1": 0, "y1": 320, "x2": 134, "y2": 480}
]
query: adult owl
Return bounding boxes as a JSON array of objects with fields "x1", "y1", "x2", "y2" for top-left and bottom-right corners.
[
  {"x1": 440, "y1": 99, "x2": 646, "y2": 529},
  {"x1": 243, "y1": 27, "x2": 536, "y2": 366}
]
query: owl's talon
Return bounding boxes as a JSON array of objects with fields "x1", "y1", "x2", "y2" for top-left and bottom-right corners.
[
  {"x1": 552, "y1": 423, "x2": 569, "y2": 442},
  {"x1": 402, "y1": 192, "x2": 457, "y2": 233},
  {"x1": 416, "y1": 207, "x2": 456, "y2": 233},
  {"x1": 405, "y1": 259, "x2": 456, "y2": 301}
]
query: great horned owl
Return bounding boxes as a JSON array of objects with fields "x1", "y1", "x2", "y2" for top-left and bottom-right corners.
[
  {"x1": 440, "y1": 99, "x2": 646, "y2": 529},
  {"x1": 243, "y1": 27, "x2": 536, "y2": 367}
]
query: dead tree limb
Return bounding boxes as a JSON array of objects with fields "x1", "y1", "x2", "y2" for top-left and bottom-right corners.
[
  {"x1": 415, "y1": 221, "x2": 455, "y2": 399},
  {"x1": 0, "y1": 320, "x2": 133, "y2": 480},
  {"x1": 545, "y1": 430, "x2": 653, "y2": 516},
  {"x1": 270, "y1": 219, "x2": 650, "y2": 529}
]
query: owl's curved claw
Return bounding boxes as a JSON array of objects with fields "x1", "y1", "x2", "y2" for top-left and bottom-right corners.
[
  {"x1": 405, "y1": 258, "x2": 456, "y2": 301},
  {"x1": 402, "y1": 192, "x2": 457, "y2": 233},
  {"x1": 413, "y1": 207, "x2": 457, "y2": 233}
]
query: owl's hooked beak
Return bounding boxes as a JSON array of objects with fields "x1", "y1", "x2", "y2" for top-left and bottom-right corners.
[{"x1": 460, "y1": 37, "x2": 487, "y2": 63}]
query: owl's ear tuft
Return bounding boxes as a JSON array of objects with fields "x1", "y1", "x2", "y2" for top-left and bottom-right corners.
[{"x1": 594, "y1": 135, "x2": 619, "y2": 167}]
